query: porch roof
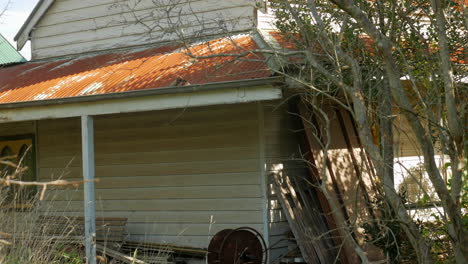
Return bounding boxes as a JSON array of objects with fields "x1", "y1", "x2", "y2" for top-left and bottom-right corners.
[{"x1": 0, "y1": 34, "x2": 271, "y2": 107}]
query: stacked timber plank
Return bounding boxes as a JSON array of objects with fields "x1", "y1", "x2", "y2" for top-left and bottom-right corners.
[
  {"x1": 96, "y1": 244, "x2": 173, "y2": 264},
  {"x1": 122, "y1": 241, "x2": 207, "y2": 259},
  {"x1": 36, "y1": 216, "x2": 127, "y2": 243},
  {"x1": 272, "y1": 171, "x2": 339, "y2": 263}
]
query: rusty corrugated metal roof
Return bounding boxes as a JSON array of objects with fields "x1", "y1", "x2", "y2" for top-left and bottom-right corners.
[{"x1": 0, "y1": 35, "x2": 271, "y2": 105}]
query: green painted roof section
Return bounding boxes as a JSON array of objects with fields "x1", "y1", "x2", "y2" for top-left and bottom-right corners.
[{"x1": 0, "y1": 34, "x2": 26, "y2": 65}]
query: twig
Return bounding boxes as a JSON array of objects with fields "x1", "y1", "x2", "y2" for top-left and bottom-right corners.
[{"x1": 0, "y1": 179, "x2": 99, "y2": 201}]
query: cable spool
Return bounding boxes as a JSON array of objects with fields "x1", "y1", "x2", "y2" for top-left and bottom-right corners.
[{"x1": 208, "y1": 227, "x2": 268, "y2": 264}]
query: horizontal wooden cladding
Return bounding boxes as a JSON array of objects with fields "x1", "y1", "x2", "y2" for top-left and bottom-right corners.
[
  {"x1": 48, "y1": 173, "x2": 260, "y2": 189},
  {"x1": 257, "y1": 9, "x2": 277, "y2": 30},
  {"x1": 38, "y1": 216, "x2": 126, "y2": 241},
  {"x1": 39, "y1": 120, "x2": 258, "y2": 149},
  {"x1": 41, "y1": 0, "x2": 252, "y2": 27},
  {"x1": 394, "y1": 133, "x2": 422, "y2": 157},
  {"x1": 263, "y1": 104, "x2": 288, "y2": 129},
  {"x1": 125, "y1": 222, "x2": 284, "y2": 237},
  {"x1": 48, "y1": 0, "x2": 168, "y2": 14},
  {"x1": 126, "y1": 223, "x2": 264, "y2": 236},
  {"x1": 127, "y1": 234, "x2": 212, "y2": 247},
  {"x1": 42, "y1": 198, "x2": 263, "y2": 211},
  {"x1": 44, "y1": 185, "x2": 262, "y2": 201},
  {"x1": 0, "y1": 121, "x2": 35, "y2": 136},
  {"x1": 48, "y1": 0, "x2": 255, "y2": 14},
  {"x1": 39, "y1": 147, "x2": 257, "y2": 168},
  {"x1": 46, "y1": 0, "x2": 124, "y2": 14},
  {"x1": 37, "y1": 3, "x2": 252, "y2": 38},
  {"x1": 263, "y1": 104, "x2": 302, "y2": 164},
  {"x1": 40, "y1": 159, "x2": 260, "y2": 179},
  {"x1": 40, "y1": 132, "x2": 258, "y2": 156},
  {"x1": 87, "y1": 121, "x2": 258, "y2": 142},
  {"x1": 7, "y1": 211, "x2": 264, "y2": 228},
  {"x1": 33, "y1": 0, "x2": 256, "y2": 58},
  {"x1": 39, "y1": 104, "x2": 257, "y2": 132},
  {"x1": 38, "y1": 215, "x2": 127, "y2": 225},
  {"x1": 265, "y1": 143, "x2": 300, "y2": 157},
  {"x1": 262, "y1": 103, "x2": 295, "y2": 253},
  {"x1": 38, "y1": 108, "x2": 259, "y2": 156},
  {"x1": 128, "y1": 228, "x2": 292, "y2": 248},
  {"x1": 46, "y1": 211, "x2": 263, "y2": 224},
  {"x1": 43, "y1": 173, "x2": 260, "y2": 189},
  {"x1": 34, "y1": 10, "x2": 253, "y2": 50},
  {"x1": 35, "y1": 103, "x2": 265, "y2": 248},
  {"x1": 49, "y1": 0, "x2": 172, "y2": 14},
  {"x1": 264, "y1": 128, "x2": 297, "y2": 143},
  {"x1": 33, "y1": 17, "x2": 253, "y2": 59}
]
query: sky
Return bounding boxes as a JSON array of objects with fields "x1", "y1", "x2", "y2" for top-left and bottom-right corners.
[{"x1": 0, "y1": 0, "x2": 40, "y2": 59}]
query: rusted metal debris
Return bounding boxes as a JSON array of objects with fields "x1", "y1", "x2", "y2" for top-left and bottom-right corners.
[{"x1": 208, "y1": 228, "x2": 267, "y2": 264}]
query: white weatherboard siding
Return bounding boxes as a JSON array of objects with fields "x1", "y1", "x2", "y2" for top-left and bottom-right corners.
[
  {"x1": 393, "y1": 114, "x2": 424, "y2": 157},
  {"x1": 37, "y1": 103, "x2": 265, "y2": 247},
  {"x1": 263, "y1": 102, "x2": 305, "y2": 261},
  {"x1": 257, "y1": 8, "x2": 278, "y2": 31},
  {"x1": 0, "y1": 121, "x2": 35, "y2": 135},
  {"x1": 31, "y1": 0, "x2": 257, "y2": 59}
]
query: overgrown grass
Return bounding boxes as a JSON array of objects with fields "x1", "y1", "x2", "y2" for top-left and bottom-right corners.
[
  {"x1": 0, "y1": 190, "x2": 86, "y2": 264},
  {"x1": 0, "y1": 191, "x2": 175, "y2": 264}
]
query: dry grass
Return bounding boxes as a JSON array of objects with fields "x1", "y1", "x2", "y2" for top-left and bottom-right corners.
[
  {"x1": 0, "y1": 191, "x2": 176, "y2": 264},
  {"x1": 0, "y1": 154, "x2": 173, "y2": 264},
  {"x1": 0, "y1": 191, "x2": 86, "y2": 264}
]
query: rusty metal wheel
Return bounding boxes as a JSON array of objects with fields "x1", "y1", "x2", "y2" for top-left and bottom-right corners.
[{"x1": 208, "y1": 227, "x2": 267, "y2": 264}]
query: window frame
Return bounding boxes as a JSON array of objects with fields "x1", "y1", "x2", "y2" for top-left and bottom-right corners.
[{"x1": 0, "y1": 134, "x2": 37, "y2": 210}]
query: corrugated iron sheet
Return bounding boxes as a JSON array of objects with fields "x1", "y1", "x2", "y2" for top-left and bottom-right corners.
[
  {"x1": 0, "y1": 35, "x2": 270, "y2": 104},
  {"x1": 0, "y1": 34, "x2": 26, "y2": 66},
  {"x1": 269, "y1": 31, "x2": 466, "y2": 64}
]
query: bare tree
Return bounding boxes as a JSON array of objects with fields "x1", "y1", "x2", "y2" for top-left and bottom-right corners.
[
  {"x1": 0, "y1": 0, "x2": 11, "y2": 19},
  {"x1": 265, "y1": 0, "x2": 466, "y2": 263}
]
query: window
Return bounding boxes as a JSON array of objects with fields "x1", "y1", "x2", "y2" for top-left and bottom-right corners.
[
  {"x1": 394, "y1": 156, "x2": 442, "y2": 221},
  {"x1": 0, "y1": 135, "x2": 36, "y2": 208},
  {"x1": 0, "y1": 146, "x2": 13, "y2": 176}
]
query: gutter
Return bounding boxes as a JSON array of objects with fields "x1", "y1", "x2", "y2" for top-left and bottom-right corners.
[{"x1": 0, "y1": 76, "x2": 284, "y2": 110}]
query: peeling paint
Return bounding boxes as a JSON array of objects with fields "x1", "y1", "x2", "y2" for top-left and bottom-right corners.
[
  {"x1": 33, "y1": 72, "x2": 99, "y2": 100},
  {"x1": 18, "y1": 62, "x2": 50, "y2": 76},
  {"x1": 0, "y1": 90, "x2": 11, "y2": 99},
  {"x1": 80, "y1": 82, "x2": 104, "y2": 95},
  {"x1": 48, "y1": 57, "x2": 81, "y2": 71},
  {"x1": 121, "y1": 74, "x2": 135, "y2": 83}
]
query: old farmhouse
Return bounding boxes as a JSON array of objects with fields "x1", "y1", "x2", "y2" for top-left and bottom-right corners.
[{"x1": 0, "y1": 1, "x2": 316, "y2": 263}]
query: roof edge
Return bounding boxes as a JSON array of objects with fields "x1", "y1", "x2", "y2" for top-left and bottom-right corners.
[
  {"x1": 0, "y1": 76, "x2": 283, "y2": 110},
  {"x1": 14, "y1": 0, "x2": 54, "y2": 50},
  {"x1": 0, "y1": 34, "x2": 26, "y2": 65}
]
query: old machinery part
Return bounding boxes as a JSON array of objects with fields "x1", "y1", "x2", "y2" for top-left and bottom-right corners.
[{"x1": 208, "y1": 227, "x2": 267, "y2": 264}]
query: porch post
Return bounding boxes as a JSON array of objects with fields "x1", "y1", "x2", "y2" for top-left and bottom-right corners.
[{"x1": 81, "y1": 115, "x2": 97, "y2": 264}]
